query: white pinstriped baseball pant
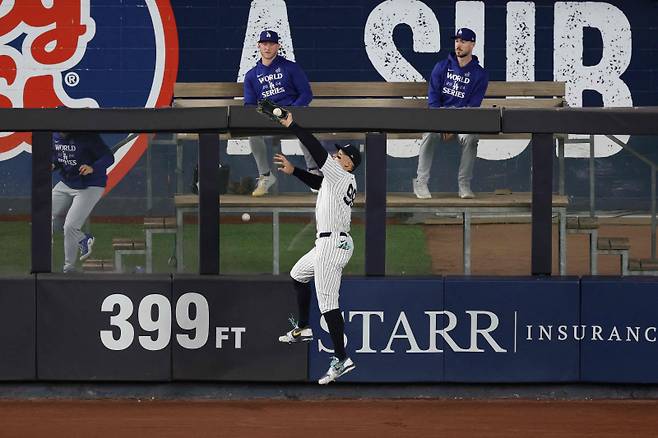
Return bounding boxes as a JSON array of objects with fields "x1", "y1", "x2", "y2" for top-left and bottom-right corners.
[{"x1": 290, "y1": 233, "x2": 354, "y2": 314}]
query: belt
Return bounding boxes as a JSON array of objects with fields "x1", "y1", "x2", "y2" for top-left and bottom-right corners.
[{"x1": 318, "y1": 232, "x2": 347, "y2": 238}]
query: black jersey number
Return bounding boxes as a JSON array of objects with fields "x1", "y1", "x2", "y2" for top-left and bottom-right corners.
[{"x1": 343, "y1": 184, "x2": 356, "y2": 207}]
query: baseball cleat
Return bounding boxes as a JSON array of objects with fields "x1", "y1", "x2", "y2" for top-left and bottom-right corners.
[
  {"x1": 278, "y1": 326, "x2": 313, "y2": 343},
  {"x1": 78, "y1": 233, "x2": 95, "y2": 261},
  {"x1": 412, "y1": 178, "x2": 431, "y2": 199},
  {"x1": 252, "y1": 174, "x2": 277, "y2": 197},
  {"x1": 318, "y1": 356, "x2": 356, "y2": 385}
]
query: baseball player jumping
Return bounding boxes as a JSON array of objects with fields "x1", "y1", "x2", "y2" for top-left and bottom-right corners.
[{"x1": 259, "y1": 103, "x2": 360, "y2": 384}]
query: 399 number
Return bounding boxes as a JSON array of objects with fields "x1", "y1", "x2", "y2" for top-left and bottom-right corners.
[{"x1": 100, "y1": 293, "x2": 209, "y2": 351}]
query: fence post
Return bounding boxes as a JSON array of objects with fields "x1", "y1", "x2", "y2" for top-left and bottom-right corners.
[
  {"x1": 199, "y1": 133, "x2": 220, "y2": 275},
  {"x1": 365, "y1": 132, "x2": 386, "y2": 276},
  {"x1": 532, "y1": 133, "x2": 554, "y2": 275},
  {"x1": 31, "y1": 131, "x2": 53, "y2": 273}
]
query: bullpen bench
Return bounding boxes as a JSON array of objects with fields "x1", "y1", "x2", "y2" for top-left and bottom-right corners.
[
  {"x1": 169, "y1": 81, "x2": 570, "y2": 275},
  {"x1": 172, "y1": 81, "x2": 566, "y2": 110},
  {"x1": 172, "y1": 80, "x2": 571, "y2": 191},
  {"x1": 170, "y1": 80, "x2": 574, "y2": 198},
  {"x1": 173, "y1": 192, "x2": 569, "y2": 275}
]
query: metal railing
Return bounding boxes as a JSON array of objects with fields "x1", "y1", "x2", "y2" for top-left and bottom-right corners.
[{"x1": 3, "y1": 105, "x2": 654, "y2": 276}]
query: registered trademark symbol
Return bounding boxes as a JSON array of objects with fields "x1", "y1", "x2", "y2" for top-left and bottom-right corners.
[{"x1": 65, "y1": 72, "x2": 80, "y2": 87}]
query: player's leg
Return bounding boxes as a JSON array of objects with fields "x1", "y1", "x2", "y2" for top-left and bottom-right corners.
[
  {"x1": 249, "y1": 136, "x2": 276, "y2": 196},
  {"x1": 62, "y1": 186, "x2": 104, "y2": 271},
  {"x1": 52, "y1": 182, "x2": 73, "y2": 235},
  {"x1": 413, "y1": 132, "x2": 440, "y2": 199},
  {"x1": 52, "y1": 182, "x2": 74, "y2": 272},
  {"x1": 315, "y1": 235, "x2": 355, "y2": 384},
  {"x1": 457, "y1": 133, "x2": 479, "y2": 199},
  {"x1": 280, "y1": 247, "x2": 316, "y2": 343}
]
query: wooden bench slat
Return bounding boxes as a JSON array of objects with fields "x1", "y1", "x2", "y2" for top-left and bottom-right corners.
[
  {"x1": 174, "y1": 81, "x2": 566, "y2": 99},
  {"x1": 598, "y1": 237, "x2": 630, "y2": 250},
  {"x1": 175, "y1": 97, "x2": 564, "y2": 109},
  {"x1": 82, "y1": 259, "x2": 114, "y2": 271},
  {"x1": 639, "y1": 258, "x2": 658, "y2": 270},
  {"x1": 112, "y1": 238, "x2": 146, "y2": 250},
  {"x1": 174, "y1": 82, "x2": 243, "y2": 98},
  {"x1": 144, "y1": 217, "x2": 177, "y2": 229}
]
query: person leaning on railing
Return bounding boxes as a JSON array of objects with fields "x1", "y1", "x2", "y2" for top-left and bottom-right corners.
[{"x1": 412, "y1": 27, "x2": 489, "y2": 200}]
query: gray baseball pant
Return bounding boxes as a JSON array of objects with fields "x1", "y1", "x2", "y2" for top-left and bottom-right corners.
[
  {"x1": 290, "y1": 233, "x2": 354, "y2": 314},
  {"x1": 52, "y1": 181, "x2": 104, "y2": 272},
  {"x1": 249, "y1": 136, "x2": 318, "y2": 175},
  {"x1": 415, "y1": 133, "x2": 480, "y2": 186}
]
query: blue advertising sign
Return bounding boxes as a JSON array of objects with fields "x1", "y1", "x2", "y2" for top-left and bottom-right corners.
[
  {"x1": 308, "y1": 278, "x2": 444, "y2": 382},
  {"x1": 581, "y1": 277, "x2": 658, "y2": 383},
  {"x1": 444, "y1": 277, "x2": 580, "y2": 382}
]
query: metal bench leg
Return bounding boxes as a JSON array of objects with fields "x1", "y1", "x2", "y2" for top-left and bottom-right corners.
[
  {"x1": 273, "y1": 210, "x2": 280, "y2": 275},
  {"x1": 590, "y1": 229, "x2": 598, "y2": 275},
  {"x1": 621, "y1": 251, "x2": 629, "y2": 276},
  {"x1": 463, "y1": 211, "x2": 471, "y2": 275},
  {"x1": 115, "y1": 251, "x2": 122, "y2": 273},
  {"x1": 558, "y1": 137, "x2": 565, "y2": 196},
  {"x1": 146, "y1": 230, "x2": 153, "y2": 273},
  {"x1": 559, "y1": 209, "x2": 567, "y2": 275},
  {"x1": 176, "y1": 208, "x2": 184, "y2": 272}
]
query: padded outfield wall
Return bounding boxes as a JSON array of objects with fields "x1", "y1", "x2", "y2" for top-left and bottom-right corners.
[{"x1": 2, "y1": 275, "x2": 657, "y2": 383}]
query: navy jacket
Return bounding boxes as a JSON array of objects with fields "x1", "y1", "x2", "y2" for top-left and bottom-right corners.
[
  {"x1": 428, "y1": 53, "x2": 488, "y2": 108},
  {"x1": 52, "y1": 132, "x2": 114, "y2": 189},
  {"x1": 243, "y1": 55, "x2": 312, "y2": 106}
]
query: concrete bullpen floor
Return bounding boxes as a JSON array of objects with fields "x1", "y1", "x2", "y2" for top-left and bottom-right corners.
[{"x1": 425, "y1": 222, "x2": 654, "y2": 275}]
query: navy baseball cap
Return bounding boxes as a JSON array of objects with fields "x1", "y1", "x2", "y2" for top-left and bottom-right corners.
[
  {"x1": 335, "y1": 144, "x2": 361, "y2": 170},
  {"x1": 258, "y1": 30, "x2": 279, "y2": 43},
  {"x1": 452, "y1": 27, "x2": 476, "y2": 42}
]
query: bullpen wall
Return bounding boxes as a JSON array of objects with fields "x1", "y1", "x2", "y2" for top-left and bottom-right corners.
[{"x1": 1, "y1": 275, "x2": 656, "y2": 383}]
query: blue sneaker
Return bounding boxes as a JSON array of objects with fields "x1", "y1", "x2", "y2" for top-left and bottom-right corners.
[{"x1": 79, "y1": 233, "x2": 95, "y2": 261}]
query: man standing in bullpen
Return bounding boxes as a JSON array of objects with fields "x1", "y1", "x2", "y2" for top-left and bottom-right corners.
[
  {"x1": 244, "y1": 30, "x2": 320, "y2": 196},
  {"x1": 52, "y1": 132, "x2": 114, "y2": 273},
  {"x1": 412, "y1": 27, "x2": 489, "y2": 200}
]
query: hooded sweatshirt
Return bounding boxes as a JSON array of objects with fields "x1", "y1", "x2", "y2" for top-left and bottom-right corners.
[
  {"x1": 243, "y1": 55, "x2": 313, "y2": 106},
  {"x1": 428, "y1": 52, "x2": 488, "y2": 108},
  {"x1": 52, "y1": 132, "x2": 115, "y2": 189}
]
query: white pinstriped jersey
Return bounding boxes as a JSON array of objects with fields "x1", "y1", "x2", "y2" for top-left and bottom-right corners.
[{"x1": 315, "y1": 157, "x2": 357, "y2": 233}]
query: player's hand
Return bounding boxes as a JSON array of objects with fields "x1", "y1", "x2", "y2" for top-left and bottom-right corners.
[
  {"x1": 273, "y1": 153, "x2": 294, "y2": 175},
  {"x1": 441, "y1": 132, "x2": 455, "y2": 142},
  {"x1": 280, "y1": 111, "x2": 293, "y2": 128},
  {"x1": 79, "y1": 164, "x2": 94, "y2": 175}
]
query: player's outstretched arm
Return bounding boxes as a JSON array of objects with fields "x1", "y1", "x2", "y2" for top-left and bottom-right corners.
[
  {"x1": 278, "y1": 112, "x2": 328, "y2": 169},
  {"x1": 274, "y1": 152, "x2": 323, "y2": 190},
  {"x1": 255, "y1": 102, "x2": 328, "y2": 169}
]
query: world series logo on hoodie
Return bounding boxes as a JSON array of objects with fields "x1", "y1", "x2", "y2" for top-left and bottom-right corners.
[{"x1": 0, "y1": 0, "x2": 179, "y2": 192}]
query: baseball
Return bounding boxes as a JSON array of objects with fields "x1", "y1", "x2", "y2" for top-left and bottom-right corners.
[
  {"x1": 241, "y1": 213, "x2": 251, "y2": 222},
  {"x1": 273, "y1": 107, "x2": 282, "y2": 117}
]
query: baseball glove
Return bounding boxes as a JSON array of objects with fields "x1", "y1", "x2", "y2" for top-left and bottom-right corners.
[{"x1": 257, "y1": 98, "x2": 289, "y2": 122}]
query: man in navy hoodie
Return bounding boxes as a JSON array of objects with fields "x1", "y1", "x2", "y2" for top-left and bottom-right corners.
[
  {"x1": 244, "y1": 30, "x2": 318, "y2": 196},
  {"x1": 412, "y1": 27, "x2": 489, "y2": 199},
  {"x1": 52, "y1": 132, "x2": 114, "y2": 273}
]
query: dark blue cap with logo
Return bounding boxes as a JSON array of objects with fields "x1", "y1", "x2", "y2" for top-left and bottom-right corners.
[
  {"x1": 336, "y1": 144, "x2": 362, "y2": 171},
  {"x1": 258, "y1": 30, "x2": 279, "y2": 43},
  {"x1": 452, "y1": 27, "x2": 476, "y2": 42}
]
